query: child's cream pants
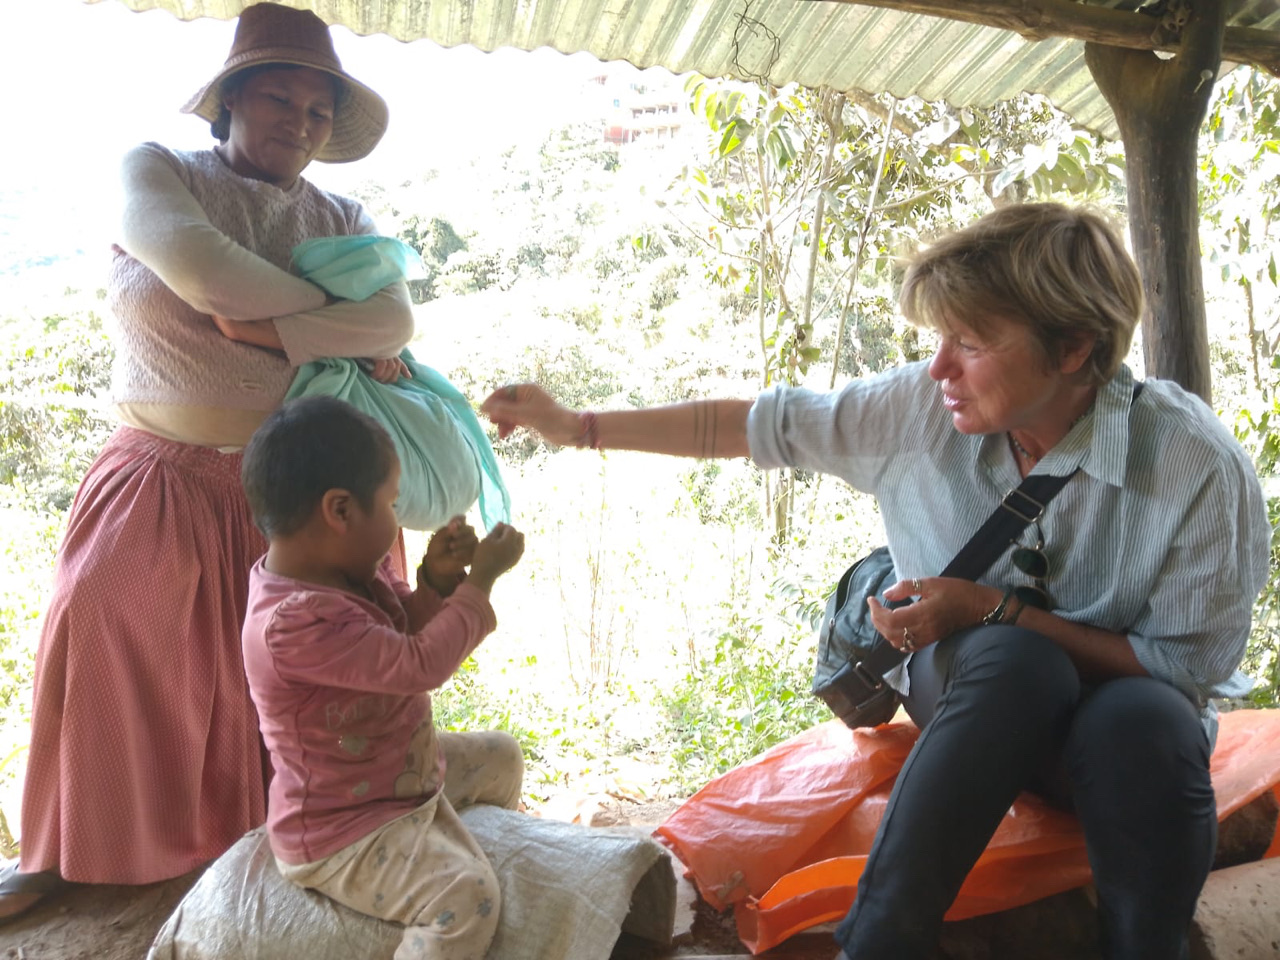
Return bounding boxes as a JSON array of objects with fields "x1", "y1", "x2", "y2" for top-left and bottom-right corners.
[{"x1": 278, "y1": 730, "x2": 524, "y2": 960}]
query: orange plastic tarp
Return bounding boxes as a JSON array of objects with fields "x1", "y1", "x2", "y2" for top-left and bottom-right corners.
[{"x1": 654, "y1": 709, "x2": 1280, "y2": 955}]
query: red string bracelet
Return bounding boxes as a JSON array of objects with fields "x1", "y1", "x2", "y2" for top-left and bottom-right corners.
[{"x1": 577, "y1": 411, "x2": 601, "y2": 450}]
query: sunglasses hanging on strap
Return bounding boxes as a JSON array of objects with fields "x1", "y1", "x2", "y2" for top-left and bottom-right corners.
[
  {"x1": 812, "y1": 382, "x2": 1144, "y2": 730},
  {"x1": 1011, "y1": 525, "x2": 1053, "y2": 611}
]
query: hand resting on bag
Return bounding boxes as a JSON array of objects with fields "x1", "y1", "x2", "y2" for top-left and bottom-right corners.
[{"x1": 868, "y1": 576, "x2": 1005, "y2": 652}]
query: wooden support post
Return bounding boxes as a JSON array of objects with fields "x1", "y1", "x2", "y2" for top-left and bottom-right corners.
[{"x1": 1085, "y1": 0, "x2": 1225, "y2": 402}]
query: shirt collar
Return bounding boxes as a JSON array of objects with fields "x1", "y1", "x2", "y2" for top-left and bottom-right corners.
[{"x1": 1081, "y1": 364, "x2": 1134, "y2": 488}]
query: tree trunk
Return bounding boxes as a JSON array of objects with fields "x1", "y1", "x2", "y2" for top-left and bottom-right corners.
[{"x1": 1085, "y1": 0, "x2": 1225, "y2": 402}]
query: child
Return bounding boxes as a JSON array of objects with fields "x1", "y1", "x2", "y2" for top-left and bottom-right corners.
[{"x1": 239, "y1": 395, "x2": 525, "y2": 960}]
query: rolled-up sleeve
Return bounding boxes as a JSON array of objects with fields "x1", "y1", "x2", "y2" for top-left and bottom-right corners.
[
  {"x1": 746, "y1": 365, "x2": 935, "y2": 492},
  {"x1": 746, "y1": 386, "x2": 791, "y2": 469}
]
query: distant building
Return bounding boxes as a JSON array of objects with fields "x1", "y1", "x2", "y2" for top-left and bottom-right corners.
[{"x1": 589, "y1": 70, "x2": 686, "y2": 146}]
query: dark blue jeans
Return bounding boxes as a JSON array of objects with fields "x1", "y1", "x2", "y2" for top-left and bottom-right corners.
[{"x1": 834, "y1": 625, "x2": 1216, "y2": 960}]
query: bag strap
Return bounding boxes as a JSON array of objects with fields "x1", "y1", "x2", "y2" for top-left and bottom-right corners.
[
  {"x1": 858, "y1": 471, "x2": 1076, "y2": 677},
  {"x1": 862, "y1": 381, "x2": 1144, "y2": 677},
  {"x1": 938, "y1": 472, "x2": 1075, "y2": 580}
]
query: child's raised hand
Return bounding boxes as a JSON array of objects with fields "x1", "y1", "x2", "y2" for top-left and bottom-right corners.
[
  {"x1": 468, "y1": 523, "x2": 525, "y2": 592},
  {"x1": 419, "y1": 516, "x2": 478, "y2": 595}
]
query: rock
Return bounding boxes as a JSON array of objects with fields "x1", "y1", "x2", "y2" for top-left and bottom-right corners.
[
  {"x1": 937, "y1": 888, "x2": 1101, "y2": 960},
  {"x1": 1190, "y1": 858, "x2": 1280, "y2": 960},
  {"x1": 588, "y1": 799, "x2": 683, "y2": 828},
  {"x1": 1214, "y1": 791, "x2": 1280, "y2": 870},
  {"x1": 533, "y1": 794, "x2": 682, "y2": 829}
]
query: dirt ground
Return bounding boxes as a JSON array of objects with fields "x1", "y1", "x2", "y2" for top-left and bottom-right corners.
[{"x1": 0, "y1": 869, "x2": 205, "y2": 960}]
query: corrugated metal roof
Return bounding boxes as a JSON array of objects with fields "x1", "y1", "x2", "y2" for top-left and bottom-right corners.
[{"x1": 90, "y1": 0, "x2": 1280, "y2": 140}]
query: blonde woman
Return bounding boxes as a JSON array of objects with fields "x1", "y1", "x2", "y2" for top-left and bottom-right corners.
[{"x1": 483, "y1": 204, "x2": 1270, "y2": 960}]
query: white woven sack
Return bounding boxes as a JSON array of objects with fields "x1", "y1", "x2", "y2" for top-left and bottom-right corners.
[{"x1": 147, "y1": 805, "x2": 675, "y2": 960}]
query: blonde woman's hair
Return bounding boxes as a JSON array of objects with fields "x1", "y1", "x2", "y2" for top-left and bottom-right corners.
[{"x1": 899, "y1": 204, "x2": 1144, "y2": 385}]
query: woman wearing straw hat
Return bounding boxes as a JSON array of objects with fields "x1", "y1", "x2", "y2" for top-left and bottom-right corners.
[{"x1": 0, "y1": 3, "x2": 413, "y2": 917}]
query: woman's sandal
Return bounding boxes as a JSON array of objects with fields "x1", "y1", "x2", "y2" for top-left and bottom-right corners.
[{"x1": 0, "y1": 860, "x2": 66, "y2": 922}]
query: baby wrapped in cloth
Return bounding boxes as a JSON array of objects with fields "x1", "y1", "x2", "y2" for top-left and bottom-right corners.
[{"x1": 286, "y1": 234, "x2": 508, "y2": 531}]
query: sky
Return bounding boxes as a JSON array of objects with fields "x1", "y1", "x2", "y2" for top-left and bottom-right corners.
[{"x1": 0, "y1": 0, "x2": 650, "y2": 303}]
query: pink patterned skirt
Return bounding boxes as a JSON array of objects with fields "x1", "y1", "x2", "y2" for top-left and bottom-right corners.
[{"x1": 20, "y1": 427, "x2": 270, "y2": 884}]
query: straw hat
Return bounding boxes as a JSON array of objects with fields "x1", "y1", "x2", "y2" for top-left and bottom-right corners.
[{"x1": 181, "y1": 3, "x2": 388, "y2": 163}]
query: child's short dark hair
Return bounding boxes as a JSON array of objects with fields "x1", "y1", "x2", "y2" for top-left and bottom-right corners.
[{"x1": 241, "y1": 396, "x2": 398, "y2": 538}]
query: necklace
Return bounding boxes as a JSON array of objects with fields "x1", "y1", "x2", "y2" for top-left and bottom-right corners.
[
  {"x1": 1008, "y1": 406, "x2": 1094, "y2": 465},
  {"x1": 1008, "y1": 432, "x2": 1039, "y2": 463}
]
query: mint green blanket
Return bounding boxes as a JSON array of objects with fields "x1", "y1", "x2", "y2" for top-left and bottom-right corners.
[{"x1": 285, "y1": 236, "x2": 509, "y2": 531}]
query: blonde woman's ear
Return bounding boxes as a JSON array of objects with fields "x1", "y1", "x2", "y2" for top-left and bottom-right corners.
[{"x1": 1059, "y1": 334, "x2": 1098, "y2": 377}]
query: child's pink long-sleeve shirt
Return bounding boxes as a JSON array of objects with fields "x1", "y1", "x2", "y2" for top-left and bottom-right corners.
[{"x1": 242, "y1": 557, "x2": 496, "y2": 865}]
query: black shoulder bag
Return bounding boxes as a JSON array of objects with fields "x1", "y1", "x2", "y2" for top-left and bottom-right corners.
[{"x1": 812, "y1": 473, "x2": 1078, "y2": 729}]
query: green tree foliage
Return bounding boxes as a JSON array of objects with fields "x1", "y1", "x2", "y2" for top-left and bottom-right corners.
[
  {"x1": 0, "y1": 312, "x2": 114, "y2": 512},
  {"x1": 1234, "y1": 383, "x2": 1280, "y2": 706},
  {"x1": 1195, "y1": 67, "x2": 1280, "y2": 706},
  {"x1": 400, "y1": 215, "x2": 467, "y2": 303},
  {"x1": 1201, "y1": 68, "x2": 1280, "y2": 399}
]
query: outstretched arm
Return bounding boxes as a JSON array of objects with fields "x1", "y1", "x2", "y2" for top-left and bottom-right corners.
[{"x1": 481, "y1": 383, "x2": 752, "y2": 459}]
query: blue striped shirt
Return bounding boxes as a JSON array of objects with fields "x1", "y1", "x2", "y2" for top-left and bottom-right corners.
[{"x1": 747, "y1": 362, "x2": 1271, "y2": 747}]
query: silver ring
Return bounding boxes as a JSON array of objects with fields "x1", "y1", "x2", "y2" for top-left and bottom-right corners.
[{"x1": 911, "y1": 578, "x2": 922, "y2": 595}]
